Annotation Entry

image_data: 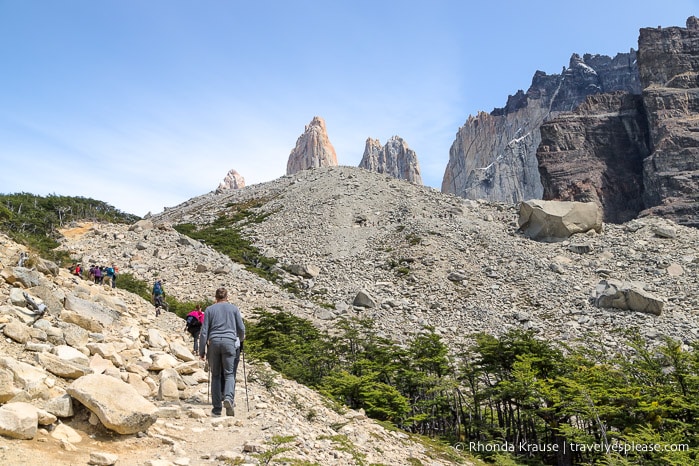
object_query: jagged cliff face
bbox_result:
[216,168,245,193]
[358,136,423,184]
[442,52,640,202]
[286,116,338,176]
[537,92,650,223]
[638,17,699,227]
[537,17,699,227]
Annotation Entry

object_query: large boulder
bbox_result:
[353,290,377,308]
[63,294,120,328]
[67,374,157,434]
[518,200,602,242]
[1,267,42,288]
[590,279,664,315]
[288,263,320,279]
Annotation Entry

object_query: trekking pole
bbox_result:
[242,348,250,412]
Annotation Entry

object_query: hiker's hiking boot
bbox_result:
[224,399,235,417]
[211,409,222,417]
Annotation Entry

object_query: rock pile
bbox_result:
[87,166,698,355]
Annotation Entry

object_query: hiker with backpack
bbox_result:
[184,304,205,353]
[105,264,117,288]
[152,279,168,316]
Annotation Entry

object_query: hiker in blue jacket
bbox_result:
[152,279,168,315]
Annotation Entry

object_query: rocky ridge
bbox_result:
[538,17,699,228]
[638,17,699,227]
[80,166,699,355]
[358,136,423,184]
[0,228,466,465]
[286,116,338,176]
[442,52,640,203]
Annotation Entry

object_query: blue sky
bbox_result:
[0,1,696,217]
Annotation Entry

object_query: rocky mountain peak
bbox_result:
[285,116,338,176]
[442,51,640,203]
[538,16,699,227]
[216,168,245,193]
[358,135,423,184]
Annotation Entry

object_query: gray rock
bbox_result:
[3,267,42,288]
[45,394,75,418]
[63,294,120,328]
[653,225,677,238]
[0,402,38,439]
[288,263,320,278]
[35,351,92,379]
[591,279,664,315]
[353,290,377,308]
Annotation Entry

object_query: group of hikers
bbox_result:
[70,263,119,288]
[153,280,246,417]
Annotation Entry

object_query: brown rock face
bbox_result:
[358,136,423,184]
[637,17,699,227]
[537,92,650,223]
[286,116,338,176]
[216,169,245,193]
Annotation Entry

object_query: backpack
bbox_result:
[153,282,163,295]
[186,314,201,333]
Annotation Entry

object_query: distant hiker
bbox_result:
[199,287,245,417]
[17,251,28,267]
[73,263,82,278]
[152,279,167,316]
[93,266,102,284]
[105,264,117,288]
[184,305,205,353]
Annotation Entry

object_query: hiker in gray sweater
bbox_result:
[199,287,245,417]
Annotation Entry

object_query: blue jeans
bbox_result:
[207,338,240,412]
[190,329,201,353]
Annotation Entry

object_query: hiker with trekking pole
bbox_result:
[199,287,245,417]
